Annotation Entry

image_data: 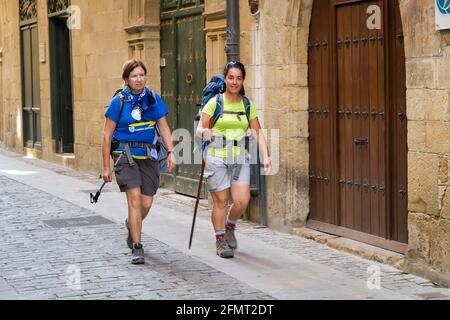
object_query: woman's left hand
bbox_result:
[166,152,176,173]
[263,156,272,175]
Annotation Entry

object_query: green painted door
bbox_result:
[20,23,42,149]
[49,17,74,153]
[160,1,206,198]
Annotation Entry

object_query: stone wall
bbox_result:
[69,0,129,173]
[400,0,450,286]
[204,0,226,79]
[240,0,312,231]
[0,1,3,145]
[0,1,22,151]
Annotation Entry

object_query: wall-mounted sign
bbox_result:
[39,43,46,63]
[436,0,450,30]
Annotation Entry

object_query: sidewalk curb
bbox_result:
[291,227,405,270]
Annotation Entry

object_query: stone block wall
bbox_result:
[0,1,22,151]
[0,2,3,145]
[239,0,312,231]
[400,0,450,286]
[69,0,129,173]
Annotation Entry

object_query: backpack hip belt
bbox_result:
[208,135,250,151]
[118,142,158,166]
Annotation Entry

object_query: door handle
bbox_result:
[354,137,368,146]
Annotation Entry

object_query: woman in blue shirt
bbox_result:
[102,59,175,265]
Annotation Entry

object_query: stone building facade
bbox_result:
[0,0,449,285]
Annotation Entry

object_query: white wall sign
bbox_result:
[39,43,46,63]
[436,0,450,30]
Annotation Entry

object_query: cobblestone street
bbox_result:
[0,150,450,300]
[0,174,271,300]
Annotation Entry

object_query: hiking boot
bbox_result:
[216,237,234,259]
[125,219,133,249]
[225,225,237,250]
[131,243,145,264]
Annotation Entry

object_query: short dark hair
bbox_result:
[223,61,246,79]
[122,58,147,81]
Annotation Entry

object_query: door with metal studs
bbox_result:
[308,0,407,252]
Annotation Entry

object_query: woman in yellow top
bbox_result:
[196,61,271,258]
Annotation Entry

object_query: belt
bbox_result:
[118,142,157,166]
[208,136,250,150]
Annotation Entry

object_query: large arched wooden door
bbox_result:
[307,0,407,253]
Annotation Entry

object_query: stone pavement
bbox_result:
[0,149,449,300]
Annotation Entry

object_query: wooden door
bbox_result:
[308,0,408,252]
[160,0,206,197]
[388,0,408,244]
[49,16,74,153]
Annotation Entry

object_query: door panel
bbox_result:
[49,17,74,153]
[308,0,333,224]
[21,24,41,149]
[161,19,176,131]
[160,3,206,197]
[174,14,206,196]
[308,0,408,248]
[389,0,408,243]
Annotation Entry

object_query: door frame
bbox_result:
[307,0,407,253]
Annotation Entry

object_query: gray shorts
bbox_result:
[204,155,250,193]
[113,154,160,196]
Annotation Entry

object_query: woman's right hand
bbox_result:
[201,128,213,142]
[102,168,112,182]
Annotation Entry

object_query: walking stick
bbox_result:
[90,181,107,204]
[189,141,208,249]
[90,153,123,204]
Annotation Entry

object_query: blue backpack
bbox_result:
[194,74,251,152]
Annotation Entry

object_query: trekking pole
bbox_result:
[90,181,107,204]
[189,140,208,249]
[90,153,123,204]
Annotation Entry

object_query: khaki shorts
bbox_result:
[113,154,160,196]
[204,155,250,193]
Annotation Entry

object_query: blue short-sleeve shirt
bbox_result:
[105,86,169,159]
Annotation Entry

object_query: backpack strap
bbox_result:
[116,93,125,125]
[210,93,224,128]
[148,90,161,137]
[147,89,157,106]
[242,96,251,123]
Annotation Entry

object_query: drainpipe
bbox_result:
[226,0,267,227]
[226,0,240,62]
